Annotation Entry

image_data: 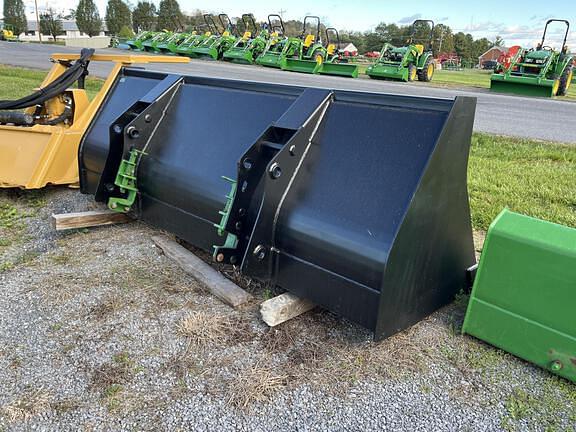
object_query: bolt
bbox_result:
[238,208,246,216]
[551,360,563,371]
[144,114,152,123]
[289,145,296,156]
[216,253,224,263]
[241,181,248,193]
[113,124,123,134]
[235,221,242,231]
[110,202,117,209]
[253,245,266,260]
[269,162,282,179]
[126,126,140,139]
[243,158,253,170]
[230,256,237,265]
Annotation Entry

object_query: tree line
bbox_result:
[3,0,504,61]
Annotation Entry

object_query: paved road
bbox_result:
[1,41,575,143]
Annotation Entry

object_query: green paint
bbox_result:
[108,148,146,213]
[463,209,576,383]
[212,176,238,259]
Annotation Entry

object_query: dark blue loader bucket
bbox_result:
[79,68,477,340]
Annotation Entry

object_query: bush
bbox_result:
[118,25,134,38]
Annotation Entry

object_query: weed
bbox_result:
[1,388,51,421]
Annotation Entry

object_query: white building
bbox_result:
[18,20,107,41]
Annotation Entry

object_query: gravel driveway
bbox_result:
[0,187,574,431]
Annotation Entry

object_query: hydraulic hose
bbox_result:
[0,48,94,111]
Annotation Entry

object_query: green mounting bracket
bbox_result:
[108,148,147,213]
[212,176,239,260]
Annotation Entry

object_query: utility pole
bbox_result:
[278,9,286,19]
[34,0,42,43]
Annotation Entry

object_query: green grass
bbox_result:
[469,134,576,231]
[432,68,576,99]
[433,69,492,88]
[0,64,103,100]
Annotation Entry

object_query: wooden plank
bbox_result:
[152,235,252,308]
[260,293,315,327]
[52,210,132,231]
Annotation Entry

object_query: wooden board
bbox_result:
[152,236,252,308]
[260,293,315,327]
[52,210,132,231]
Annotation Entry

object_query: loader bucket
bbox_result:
[490,74,557,97]
[222,49,253,64]
[256,52,283,68]
[78,68,477,340]
[282,58,322,74]
[318,62,359,78]
[366,64,409,81]
[463,209,576,383]
[191,47,219,60]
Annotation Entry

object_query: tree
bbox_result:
[106,0,131,35]
[76,0,102,37]
[492,35,505,47]
[118,25,134,38]
[3,0,27,36]
[156,0,183,32]
[132,1,157,32]
[40,8,64,41]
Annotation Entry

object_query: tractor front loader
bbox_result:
[316,28,359,78]
[366,19,436,82]
[223,14,268,64]
[490,19,573,97]
[191,14,238,60]
[282,16,328,74]
[125,31,155,51]
[0,51,189,189]
[255,14,288,68]
[175,21,214,57]
[157,32,190,55]
[75,61,478,341]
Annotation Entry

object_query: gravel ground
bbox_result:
[0,187,575,431]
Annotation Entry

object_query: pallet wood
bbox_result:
[260,293,315,327]
[152,235,252,308]
[52,210,132,231]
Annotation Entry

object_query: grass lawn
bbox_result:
[0,64,103,100]
[1,64,574,232]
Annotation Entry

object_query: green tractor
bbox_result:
[222,13,268,64]
[157,32,190,55]
[317,28,360,78]
[191,14,238,60]
[366,19,436,82]
[175,18,216,57]
[142,31,174,53]
[0,23,18,41]
[255,14,289,68]
[281,16,328,74]
[125,31,155,51]
[490,19,573,97]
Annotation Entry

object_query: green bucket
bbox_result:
[282,58,321,74]
[318,62,359,78]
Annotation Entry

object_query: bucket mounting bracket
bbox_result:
[96,74,184,212]
[213,88,334,279]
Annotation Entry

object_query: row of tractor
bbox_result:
[121,15,575,98]
[122,14,436,82]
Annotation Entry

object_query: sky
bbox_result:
[15,0,576,49]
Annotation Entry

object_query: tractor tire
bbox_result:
[407,64,417,82]
[557,65,573,96]
[417,58,435,82]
